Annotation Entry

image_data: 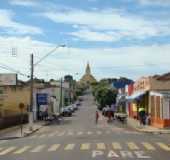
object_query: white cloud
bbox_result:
[0,9,43,35]
[0,36,170,80]
[9,0,38,7]
[42,8,170,42]
[69,29,121,42]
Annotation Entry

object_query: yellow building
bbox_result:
[0,83,30,118]
[79,62,97,85]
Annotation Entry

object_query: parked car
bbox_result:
[61,107,72,117]
[66,105,75,113]
[76,101,81,107]
[72,104,78,111]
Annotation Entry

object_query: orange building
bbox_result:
[128,73,170,128]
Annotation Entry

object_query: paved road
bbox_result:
[1,92,170,160]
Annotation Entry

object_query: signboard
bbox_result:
[37,93,48,105]
[0,73,17,86]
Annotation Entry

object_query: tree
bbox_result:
[92,81,117,110]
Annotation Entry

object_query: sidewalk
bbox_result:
[0,121,47,140]
[127,117,170,134]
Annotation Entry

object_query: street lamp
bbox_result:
[29,44,66,131]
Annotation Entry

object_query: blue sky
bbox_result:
[0,0,170,81]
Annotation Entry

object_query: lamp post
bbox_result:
[29,45,66,130]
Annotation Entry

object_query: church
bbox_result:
[79,62,97,85]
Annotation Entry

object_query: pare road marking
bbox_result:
[92,150,151,159]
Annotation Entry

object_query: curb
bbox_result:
[0,123,48,140]
[128,124,170,134]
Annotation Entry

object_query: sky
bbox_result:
[0,0,170,81]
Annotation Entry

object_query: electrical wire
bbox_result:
[0,63,30,78]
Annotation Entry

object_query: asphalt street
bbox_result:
[0,92,170,160]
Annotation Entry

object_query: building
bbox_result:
[127,74,170,128]
[0,80,30,129]
[0,81,30,118]
[79,62,97,85]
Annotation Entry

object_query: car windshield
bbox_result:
[0,1,170,160]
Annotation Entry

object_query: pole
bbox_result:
[29,54,34,130]
[59,78,63,114]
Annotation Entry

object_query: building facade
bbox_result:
[128,75,170,128]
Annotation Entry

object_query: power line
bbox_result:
[0,63,30,78]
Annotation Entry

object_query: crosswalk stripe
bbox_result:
[77,131,83,135]
[80,143,90,150]
[112,142,122,150]
[127,142,139,150]
[48,144,60,151]
[13,146,31,154]
[142,142,155,150]
[96,143,106,150]
[156,142,170,151]
[0,147,16,155]
[30,145,46,152]
[64,144,75,150]
[87,131,93,135]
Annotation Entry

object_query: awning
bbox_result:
[126,91,146,101]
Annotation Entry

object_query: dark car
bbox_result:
[61,107,72,117]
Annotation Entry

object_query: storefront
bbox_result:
[127,76,170,128]
[127,90,149,120]
[150,91,170,128]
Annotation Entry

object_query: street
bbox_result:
[0,92,170,160]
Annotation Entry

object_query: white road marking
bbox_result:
[80,143,91,150]
[48,144,60,151]
[13,146,31,154]
[0,147,16,155]
[30,145,46,153]
[64,144,75,150]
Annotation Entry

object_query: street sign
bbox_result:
[37,93,48,105]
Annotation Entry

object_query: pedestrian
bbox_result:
[138,106,146,125]
[107,110,112,123]
[95,111,99,124]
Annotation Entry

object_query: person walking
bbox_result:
[139,106,146,125]
[95,111,99,124]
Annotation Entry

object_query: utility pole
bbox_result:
[59,78,63,114]
[29,54,34,130]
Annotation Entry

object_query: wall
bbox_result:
[0,85,30,117]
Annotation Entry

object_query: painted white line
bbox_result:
[0,147,16,155]
[127,142,139,150]
[80,143,90,150]
[48,144,60,151]
[156,142,170,151]
[142,142,155,150]
[112,142,122,150]
[64,144,75,150]
[96,143,106,150]
[13,146,31,154]
[77,131,83,135]
[30,145,46,153]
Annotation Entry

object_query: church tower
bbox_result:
[85,62,91,75]
[79,62,97,85]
